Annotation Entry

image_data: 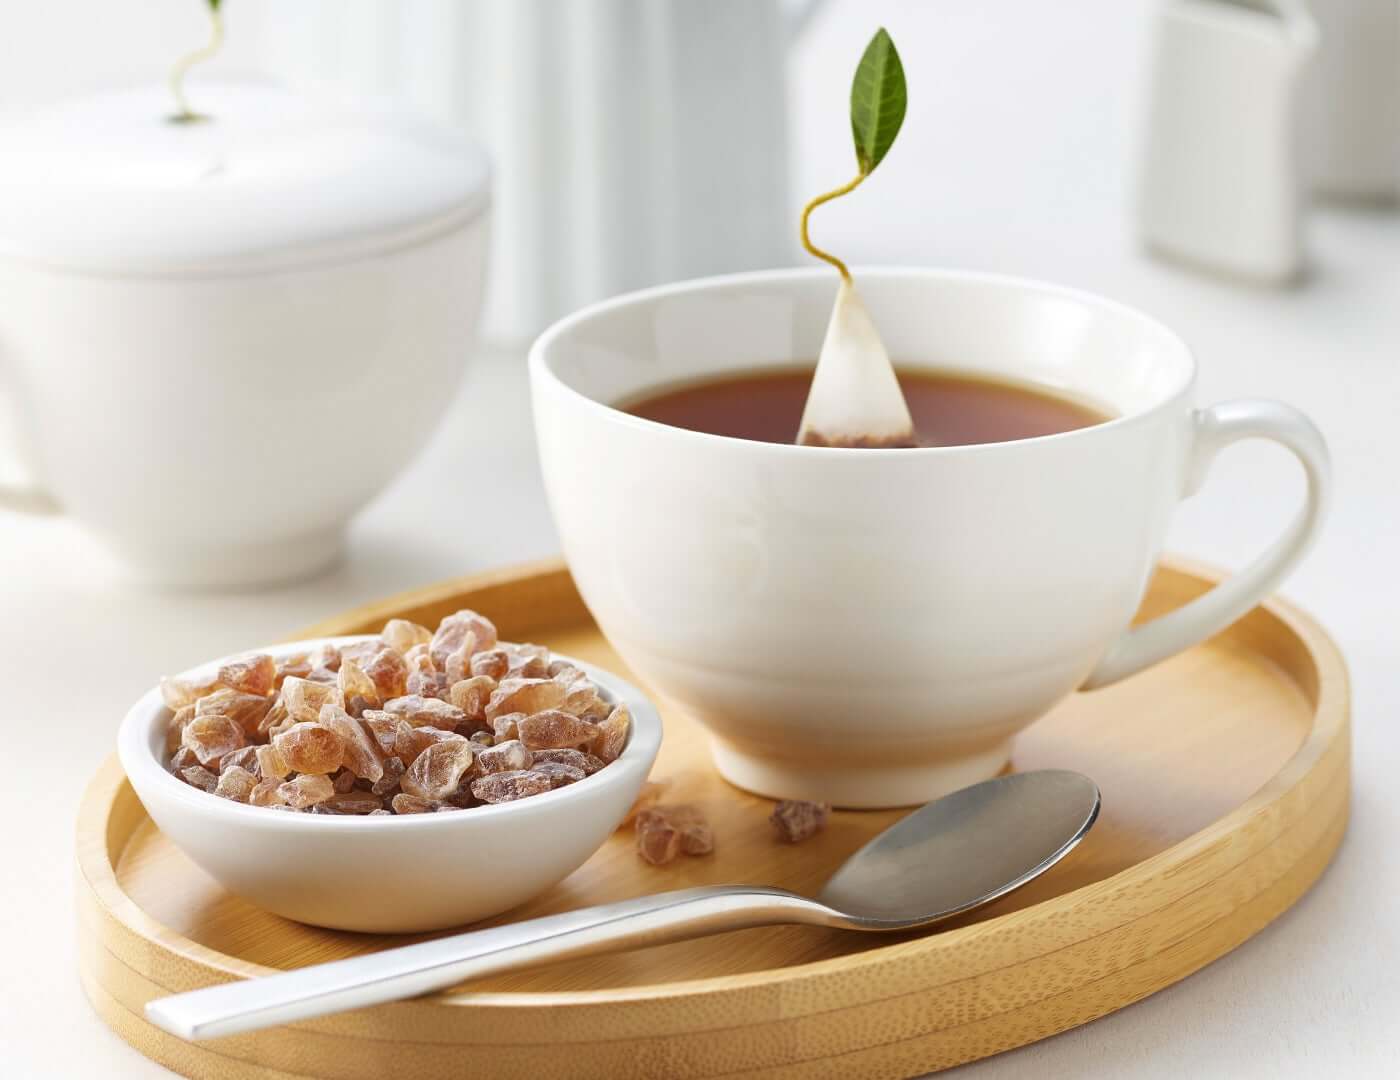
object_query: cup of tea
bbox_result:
[529,268,1330,808]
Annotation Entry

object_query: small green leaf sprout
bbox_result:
[800,28,908,282]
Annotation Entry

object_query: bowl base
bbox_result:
[708,737,1012,810]
[113,527,344,589]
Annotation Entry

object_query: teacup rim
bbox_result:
[529,265,1198,456]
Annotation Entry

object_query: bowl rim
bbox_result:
[117,635,662,833]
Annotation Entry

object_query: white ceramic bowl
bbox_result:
[117,637,662,933]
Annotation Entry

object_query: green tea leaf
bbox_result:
[849,28,906,176]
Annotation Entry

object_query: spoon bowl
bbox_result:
[818,769,1100,926]
[147,769,1100,1041]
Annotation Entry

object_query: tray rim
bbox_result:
[76,555,1351,1024]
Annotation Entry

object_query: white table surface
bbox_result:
[2,1,1398,1077]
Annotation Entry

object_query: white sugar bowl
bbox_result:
[0,83,490,586]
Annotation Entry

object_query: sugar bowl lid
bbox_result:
[0,82,491,276]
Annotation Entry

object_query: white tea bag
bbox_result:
[797,278,916,447]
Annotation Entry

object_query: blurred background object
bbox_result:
[1137,0,1318,283]
[1301,0,1400,204]
[257,0,825,343]
[0,80,489,586]
[0,0,825,347]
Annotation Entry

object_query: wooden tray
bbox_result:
[77,558,1350,1079]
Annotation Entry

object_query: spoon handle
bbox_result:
[145,885,832,1041]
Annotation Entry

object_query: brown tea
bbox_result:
[622,367,1109,447]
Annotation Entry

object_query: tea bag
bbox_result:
[794,28,916,448]
[797,278,916,448]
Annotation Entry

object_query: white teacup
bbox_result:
[530,268,1329,808]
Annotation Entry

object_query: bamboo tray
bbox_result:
[77,557,1350,1079]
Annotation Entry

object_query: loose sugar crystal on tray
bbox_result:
[625,792,828,866]
[770,800,831,843]
[634,803,714,866]
[161,610,630,815]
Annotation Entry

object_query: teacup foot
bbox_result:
[710,738,1012,810]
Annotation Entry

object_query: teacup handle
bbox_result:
[1083,399,1329,689]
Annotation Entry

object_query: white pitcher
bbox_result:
[1301,0,1400,203]
[1138,0,1318,283]
[254,0,825,343]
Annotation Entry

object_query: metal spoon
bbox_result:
[146,769,1099,1041]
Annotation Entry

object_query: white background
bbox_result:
[1,1,1397,1077]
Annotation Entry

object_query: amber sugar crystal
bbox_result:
[634,803,714,865]
[770,800,831,843]
[162,609,628,814]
